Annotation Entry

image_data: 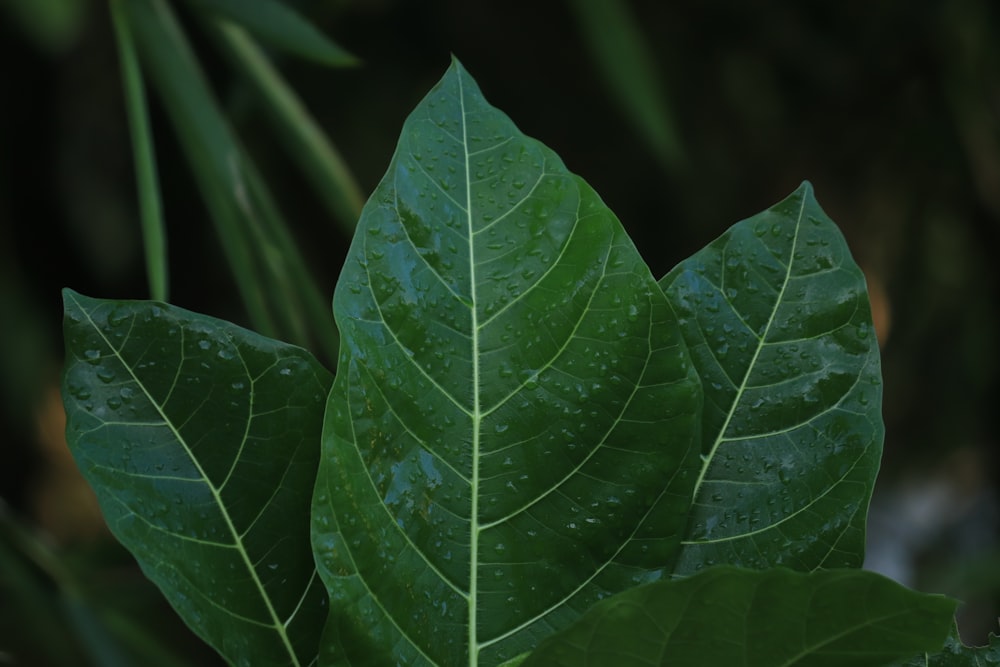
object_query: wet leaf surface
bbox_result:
[660,184,884,574]
[61,61,962,667]
[311,59,702,665]
[62,290,332,667]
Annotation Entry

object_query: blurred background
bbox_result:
[1,0,998,663]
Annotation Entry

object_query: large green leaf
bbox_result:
[62,289,333,667]
[311,58,703,666]
[520,567,958,667]
[659,184,884,573]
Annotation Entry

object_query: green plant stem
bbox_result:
[211,20,365,233]
[110,0,169,302]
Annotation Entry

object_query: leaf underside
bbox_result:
[660,184,885,574]
[62,290,332,667]
[311,59,702,666]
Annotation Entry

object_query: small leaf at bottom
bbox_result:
[522,567,957,667]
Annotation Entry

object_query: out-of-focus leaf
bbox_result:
[209,21,364,234]
[123,0,339,363]
[0,0,87,54]
[0,505,85,665]
[110,0,169,302]
[0,501,195,667]
[660,183,884,573]
[312,58,702,666]
[522,567,957,667]
[566,0,684,171]
[181,0,358,67]
[63,596,132,667]
[62,289,333,667]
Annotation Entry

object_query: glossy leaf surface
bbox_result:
[62,290,332,667]
[660,184,884,574]
[522,567,957,667]
[312,59,702,666]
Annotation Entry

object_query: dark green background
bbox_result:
[1,1,997,664]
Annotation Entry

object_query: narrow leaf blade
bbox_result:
[62,289,332,667]
[522,567,958,667]
[566,0,685,170]
[660,183,884,573]
[312,59,702,665]
[182,0,358,67]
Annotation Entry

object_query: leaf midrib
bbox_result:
[457,69,483,667]
[70,293,302,667]
[687,193,807,504]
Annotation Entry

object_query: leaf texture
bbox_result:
[659,184,884,574]
[893,630,1000,666]
[62,290,332,667]
[521,567,957,667]
[311,59,702,666]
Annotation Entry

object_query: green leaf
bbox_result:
[893,628,1000,666]
[62,289,333,667]
[312,58,703,665]
[521,567,958,667]
[181,0,358,67]
[660,183,884,573]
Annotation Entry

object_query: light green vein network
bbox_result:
[68,292,303,666]
[687,193,805,503]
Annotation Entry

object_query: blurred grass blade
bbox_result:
[63,598,132,667]
[110,0,169,302]
[0,502,191,667]
[0,503,84,665]
[232,151,341,361]
[122,0,338,360]
[124,0,272,335]
[181,0,358,66]
[567,0,685,171]
[211,20,364,234]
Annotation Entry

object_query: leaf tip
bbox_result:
[448,53,468,76]
[62,287,83,312]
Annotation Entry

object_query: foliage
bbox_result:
[60,58,996,666]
